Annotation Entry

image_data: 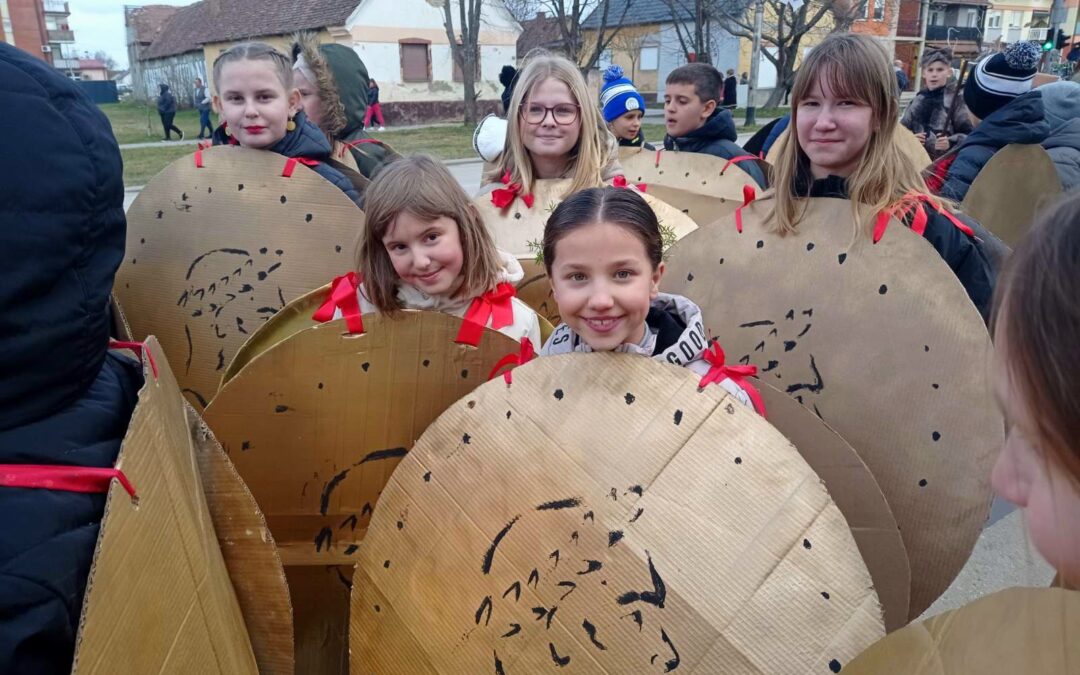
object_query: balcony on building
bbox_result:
[926,25,983,40]
[43,0,70,15]
[922,0,988,55]
[52,57,80,70]
[47,28,76,43]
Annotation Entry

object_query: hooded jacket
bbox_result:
[664,108,768,188]
[540,293,754,409]
[212,109,364,207]
[900,81,973,159]
[618,128,655,151]
[935,90,1080,201]
[0,42,143,673]
[156,83,176,114]
[349,250,543,351]
[804,173,996,320]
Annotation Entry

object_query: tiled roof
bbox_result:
[141,2,212,59]
[78,58,108,69]
[581,0,694,29]
[517,12,566,59]
[126,5,181,45]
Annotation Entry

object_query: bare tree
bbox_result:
[664,0,717,64]
[92,49,120,72]
[442,0,485,124]
[539,0,634,69]
[608,29,650,79]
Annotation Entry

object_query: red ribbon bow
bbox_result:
[734,185,757,233]
[699,340,766,417]
[0,465,138,501]
[491,171,535,210]
[312,272,365,334]
[282,157,321,178]
[613,175,647,192]
[109,339,158,379]
[873,191,974,244]
[456,282,517,347]
[487,337,536,384]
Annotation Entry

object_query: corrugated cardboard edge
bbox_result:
[619,146,766,200]
[846,587,1080,673]
[186,402,295,675]
[71,336,257,674]
[110,293,133,341]
[756,381,911,632]
[961,143,1062,247]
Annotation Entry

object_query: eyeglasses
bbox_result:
[521,102,580,125]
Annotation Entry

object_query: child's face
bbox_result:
[795,76,874,180]
[664,83,715,138]
[610,110,644,142]
[214,60,300,150]
[549,221,663,352]
[294,69,324,129]
[520,77,581,167]
[991,326,1080,584]
[381,212,464,297]
[922,62,950,91]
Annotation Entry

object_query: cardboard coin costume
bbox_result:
[350,354,885,674]
[117,146,364,410]
[663,196,1002,618]
[845,587,1080,673]
[961,143,1061,247]
[474,178,697,325]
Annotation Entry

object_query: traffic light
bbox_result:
[1043,31,1055,51]
[1056,28,1069,50]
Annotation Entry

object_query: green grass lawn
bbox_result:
[121,145,198,185]
[101,101,203,144]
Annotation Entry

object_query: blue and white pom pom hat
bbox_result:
[599,65,647,123]
[963,41,1040,120]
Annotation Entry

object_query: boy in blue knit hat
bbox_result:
[600,65,654,150]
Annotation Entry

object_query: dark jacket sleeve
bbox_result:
[938,143,990,202]
[917,208,997,321]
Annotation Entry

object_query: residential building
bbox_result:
[923,0,990,58]
[983,0,1052,46]
[43,0,77,68]
[125,3,206,103]
[517,10,565,60]
[1,0,70,64]
[77,57,108,80]
[850,0,896,38]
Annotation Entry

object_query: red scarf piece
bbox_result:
[0,465,138,500]
[491,171,535,210]
[312,272,365,334]
[720,155,760,175]
[109,339,158,379]
[873,192,974,244]
[613,175,648,192]
[734,185,757,233]
[699,341,767,417]
[487,337,536,384]
[282,157,321,178]
[926,153,957,194]
[456,282,517,347]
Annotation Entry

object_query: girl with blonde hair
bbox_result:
[482,52,621,199]
[771,33,996,319]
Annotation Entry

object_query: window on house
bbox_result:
[640,46,659,71]
[873,0,885,21]
[929,8,944,25]
[1030,11,1049,27]
[598,49,613,69]
[400,40,431,82]
[988,12,1001,28]
[966,9,978,27]
[1009,10,1022,27]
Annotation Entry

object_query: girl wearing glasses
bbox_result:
[482,53,622,199]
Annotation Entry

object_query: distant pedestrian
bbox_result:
[364,78,385,131]
[740,71,748,84]
[156,83,183,141]
[499,65,517,115]
[194,77,212,139]
[722,68,738,109]
[894,59,909,93]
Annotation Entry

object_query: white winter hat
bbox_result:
[472,114,508,163]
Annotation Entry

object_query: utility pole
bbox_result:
[911,0,931,85]
[745,0,765,127]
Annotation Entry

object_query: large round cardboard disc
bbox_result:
[619,146,769,200]
[756,382,909,632]
[187,403,294,675]
[221,283,555,389]
[961,143,1061,247]
[116,145,363,410]
[476,178,697,325]
[663,196,1001,618]
[349,353,885,673]
[203,311,520,566]
[846,587,1080,673]
[766,125,930,172]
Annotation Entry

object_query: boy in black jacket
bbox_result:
[663,63,767,188]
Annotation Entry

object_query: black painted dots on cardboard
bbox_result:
[719,257,725,264]
[734,456,742,465]
[396,520,404,530]
[241,441,251,451]
[554,389,564,400]
[275,249,283,256]
[756,240,764,249]
[279,195,287,204]
[132,259,137,264]
[140,238,146,244]
[374,604,381,613]
[829,659,842,673]
[274,405,289,413]
[423,471,431,482]
[181,192,188,201]
[624,393,636,405]
[463,433,471,444]
[924,345,931,352]
[260,247,268,254]
[318,382,324,389]
[687,272,694,281]
[345,544,359,555]
[932,431,941,442]
[237,184,244,191]
[305,213,313,222]
[919,478,928,487]
[879,284,888,295]
[361,362,370,372]
[335,245,342,253]
[838,253,847,264]
[207,186,212,193]
[422,359,430,367]
[383,560,391,568]
[821,591,830,600]
[673,410,683,425]
[803,538,812,550]
[806,242,815,251]
[506,410,512,419]
[461,369,469,379]
[932,383,940,389]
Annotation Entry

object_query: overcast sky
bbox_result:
[67,0,192,69]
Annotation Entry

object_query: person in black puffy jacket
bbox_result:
[0,42,144,672]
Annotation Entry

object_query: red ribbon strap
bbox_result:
[312,272,365,334]
[194,147,204,168]
[720,155,760,175]
[487,337,536,384]
[456,282,517,347]
[109,339,158,379]
[699,341,767,417]
[734,185,757,234]
[612,175,648,192]
[0,465,137,500]
[490,171,535,210]
[874,192,973,244]
[338,138,382,158]
[654,148,664,168]
[282,157,321,178]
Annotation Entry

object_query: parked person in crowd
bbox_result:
[499,65,518,115]
[364,78,386,131]
[156,82,183,141]
[894,59,909,93]
[930,41,1080,201]
[0,41,144,674]
[482,52,621,199]
[991,190,1080,588]
[772,33,996,319]
[600,65,653,150]
[663,63,768,187]
[211,42,363,207]
[349,155,542,349]
[194,77,213,139]
[540,187,758,411]
[900,47,972,160]
[290,32,397,178]
[722,68,738,108]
